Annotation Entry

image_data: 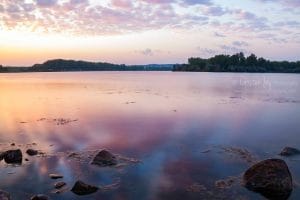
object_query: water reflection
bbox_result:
[0,72,300,199]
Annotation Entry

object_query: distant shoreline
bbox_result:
[1,53,300,73]
[0,59,173,73]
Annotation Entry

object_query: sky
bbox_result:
[0,0,300,66]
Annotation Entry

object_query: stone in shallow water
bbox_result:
[2,149,22,164]
[243,159,293,200]
[54,181,66,189]
[30,194,49,200]
[91,150,117,166]
[0,190,11,200]
[279,147,300,156]
[26,149,38,156]
[71,180,98,195]
[49,173,63,179]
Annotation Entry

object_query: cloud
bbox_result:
[35,0,58,7]
[0,0,298,46]
[183,0,212,5]
[111,0,133,9]
[201,6,227,16]
[257,0,300,8]
[141,0,174,4]
[0,0,211,35]
[219,45,249,54]
[136,48,155,56]
[274,20,300,28]
[214,32,226,37]
[232,41,249,47]
[197,47,218,56]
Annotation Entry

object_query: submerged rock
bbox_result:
[279,147,300,156]
[54,181,66,189]
[91,150,117,166]
[2,149,22,164]
[71,180,98,195]
[26,149,38,156]
[0,190,11,200]
[243,159,292,200]
[49,174,63,179]
[30,194,49,200]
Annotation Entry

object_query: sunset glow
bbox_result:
[0,0,300,66]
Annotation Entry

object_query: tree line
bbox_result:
[173,52,300,73]
[0,59,172,73]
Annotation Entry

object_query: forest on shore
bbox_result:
[173,52,300,73]
[0,59,172,73]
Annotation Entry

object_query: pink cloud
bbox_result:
[111,0,133,9]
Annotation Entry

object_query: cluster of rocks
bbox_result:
[44,150,117,199]
[0,148,41,164]
[3,145,298,199]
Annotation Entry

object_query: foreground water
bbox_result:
[0,72,300,199]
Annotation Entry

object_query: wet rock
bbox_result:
[3,149,22,164]
[54,181,66,189]
[30,194,49,200]
[49,174,63,179]
[0,190,11,200]
[26,149,38,156]
[279,147,300,156]
[91,150,117,166]
[71,180,98,195]
[0,152,4,161]
[243,159,293,200]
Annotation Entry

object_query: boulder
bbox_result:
[30,194,49,200]
[71,180,98,195]
[243,159,292,200]
[279,147,300,156]
[3,149,22,164]
[91,150,117,166]
[0,190,11,200]
[26,149,38,156]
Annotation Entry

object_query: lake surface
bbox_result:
[0,72,300,199]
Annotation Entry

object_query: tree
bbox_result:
[229,53,240,66]
[246,54,257,66]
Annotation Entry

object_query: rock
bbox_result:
[0,152,4,161]
[3,149,22,164]
[30,194,49,200]
[54,181,66,189]
[91,150,117,166]
[279,147,300,156]
[49,174,63,179]
[10,143,15,146]
[243,159,293,200]
[26,149,38,156]
[0,190,11,200]
[71,180,98,195]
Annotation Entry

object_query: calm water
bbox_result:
[0,72,300,199]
